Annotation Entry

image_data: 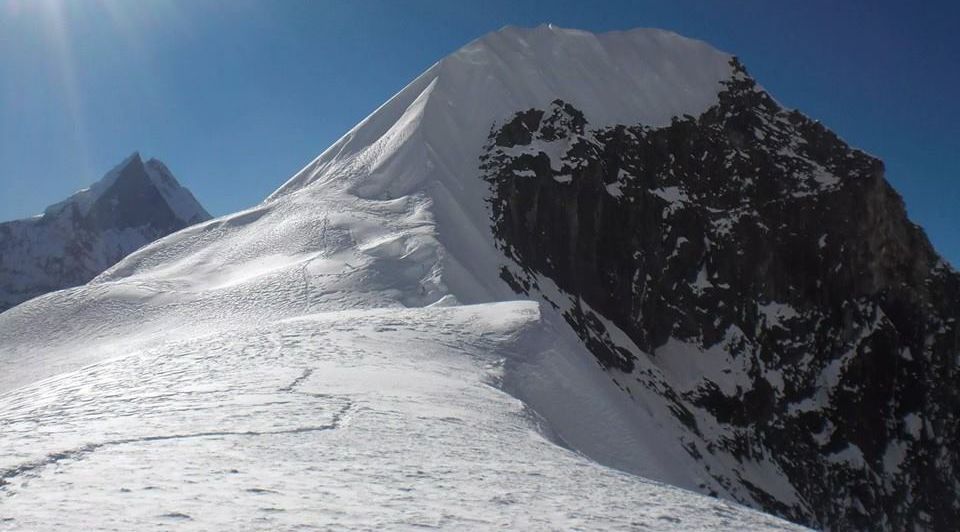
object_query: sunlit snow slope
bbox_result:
[0,26,807,530]
[0,303,802,530]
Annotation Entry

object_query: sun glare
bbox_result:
[2,0,187,184]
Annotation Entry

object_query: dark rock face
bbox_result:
[84,159,182,232]
[0,154,210,313]
[481,59,959,531]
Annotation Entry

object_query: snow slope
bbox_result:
[0,303,803,530]
[0,24,732,388]
[271,24,733,303]
[0,26,806,530]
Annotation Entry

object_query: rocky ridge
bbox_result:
[482,58,959,530]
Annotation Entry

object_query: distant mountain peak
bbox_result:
[0,153,210,313]
[42,152,208,226]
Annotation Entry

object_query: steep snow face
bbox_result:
[0,153,210,313]
[274,25,731,197]
[269,25,733,302]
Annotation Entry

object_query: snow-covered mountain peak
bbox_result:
[261,25,735,304]
[0,153,210,313]
[41,152,208,226]
[44,151,144,218]
[270,25,732,201]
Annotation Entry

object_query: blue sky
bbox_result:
[1,0,957,264]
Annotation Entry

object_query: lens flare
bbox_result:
[3,0,185,183]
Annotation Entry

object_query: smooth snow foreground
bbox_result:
[0,304,802,530]
[0,26,805,530]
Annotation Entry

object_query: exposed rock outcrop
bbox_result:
[482,59,959,531]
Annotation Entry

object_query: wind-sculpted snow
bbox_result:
[0,182,450,391]
[0,304,804,531]
[267,24,733,307]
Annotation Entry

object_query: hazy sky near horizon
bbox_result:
[1,0,958,264]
